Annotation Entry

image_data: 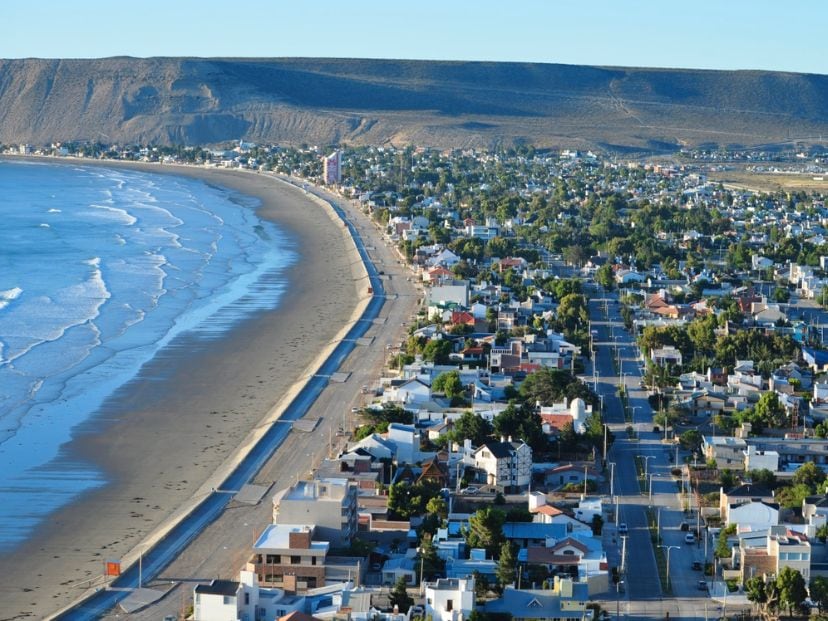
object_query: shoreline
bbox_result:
[0,158,369,619]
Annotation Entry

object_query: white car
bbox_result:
[685,533,696,544]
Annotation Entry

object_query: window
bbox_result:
[291,555,301,564]
[244,592,250,605]
[446,600,453,612]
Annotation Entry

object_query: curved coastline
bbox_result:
[0,158,369,619]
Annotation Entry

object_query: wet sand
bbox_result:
[0,162,367,618]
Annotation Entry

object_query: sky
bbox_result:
[3,1,826,75]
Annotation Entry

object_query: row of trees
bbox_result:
[746,567,828,618]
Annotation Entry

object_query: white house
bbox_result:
[194,571,305,621]
[385,379,431,407]
[386,423,421,464]
[426,282,470,308]
[427,249,461,268]
[727,500,780,532]
[744,445,779,472]
[651,346,683,367]
[424,578,475,621]
[473,439,533,492]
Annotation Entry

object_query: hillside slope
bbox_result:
[0,57,826,151]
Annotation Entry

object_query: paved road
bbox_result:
[588,290,718,620]
[57,184,421,619]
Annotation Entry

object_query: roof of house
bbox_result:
[502,522,567,540]
[540,413,572,431]
[805,494,828,508]
[484,586,588,618]
[194,580,239,597]
[477,440,526,459]
[724,483,773,498]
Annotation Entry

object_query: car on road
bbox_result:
[618,523,628,534]
[461,486,480,495]
[692,561,703,571]
[685,533,696,544]
[698,580,708,591]
[680,521,690,531]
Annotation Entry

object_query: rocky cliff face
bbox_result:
[1,57,826,151]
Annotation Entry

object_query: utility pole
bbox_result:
[603,423,608,464]
[620,535,628,574]
[609,462,616,498]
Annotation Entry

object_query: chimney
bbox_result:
[289,528,312,549]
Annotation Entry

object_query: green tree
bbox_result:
[775,483,814,510]
[519,367,597,409]
[745,576,779,619]
[817,523,828,544]
[749,469,776,488]
[389,576,414,612]
[776,566,807,616]
[792,461,826,489]
[422,339,452,364]
[719,469,737,489]
[810,575,828,613]
[388,481,440,520]
[715,524,736,558]
[433,370,464,399]
[556,293,589,333]
[679,429,702,451]
[417,535,445,581]
[492,403,546,452]
[595,263,614,290]
[426,496,448,521]
[754,391,787,429]
[464,508,506,558]
[495,542,517,591]
[449,410,493,447]
[472,570,491,602]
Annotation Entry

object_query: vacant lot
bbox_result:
[708,170,828,193]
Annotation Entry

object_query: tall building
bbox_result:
[272,478,357,546]
[322,151,341,185]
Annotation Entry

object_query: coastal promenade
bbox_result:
[63,176,418,619]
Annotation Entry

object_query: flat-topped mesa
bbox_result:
[0,57,827,151]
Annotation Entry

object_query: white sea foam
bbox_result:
[0,288,22,311]
[0,161,295,548]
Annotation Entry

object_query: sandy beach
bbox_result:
[0,163,367,618]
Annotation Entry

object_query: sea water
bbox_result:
[0,161,295,548]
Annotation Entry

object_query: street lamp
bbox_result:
[660,545,680,590]
[656,506,664,544]
[643,455,655,479]
[648,473,663,506]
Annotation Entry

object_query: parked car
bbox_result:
[680,522,690,532]
[461,486,480,495]
[698,580,708,591]
[691,561,703,571]
[685,533,696,544]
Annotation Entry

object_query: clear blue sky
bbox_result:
[3,0,826,75]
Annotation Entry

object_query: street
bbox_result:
[588,289,721,620]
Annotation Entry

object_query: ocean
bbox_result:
[0,160,295,548]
